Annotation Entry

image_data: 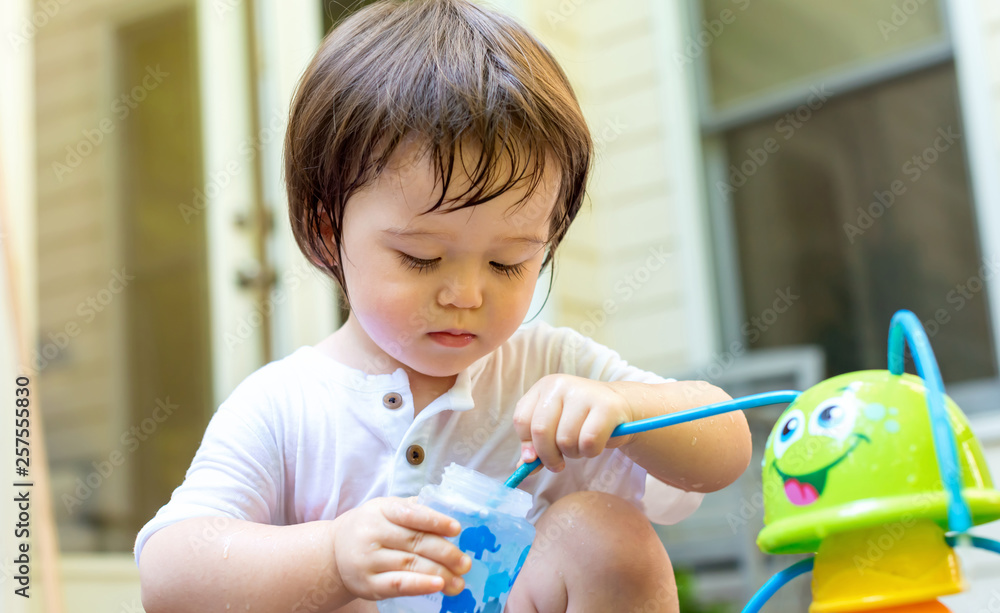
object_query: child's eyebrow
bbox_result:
[383,227,547,245]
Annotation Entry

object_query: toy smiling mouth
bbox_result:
[773,434,870,506]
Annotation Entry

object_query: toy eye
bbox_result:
[772,409,805,459]
[818,405,843,427]
[809,399,858,441]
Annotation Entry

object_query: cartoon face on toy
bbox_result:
[768,389,866,507]
[758,370,995,554]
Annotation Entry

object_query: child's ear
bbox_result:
[312,201,341,269]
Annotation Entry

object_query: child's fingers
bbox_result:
[554,400,590,459]
[578,407,616,457]
[372,570,460,598]
[381,498,462,537]
[512,387,540,443]
[372,544,469,594]
[527,392,565,471]
[380,526,472,578]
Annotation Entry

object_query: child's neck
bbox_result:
[315,317,458,417]
[408,376,458,415]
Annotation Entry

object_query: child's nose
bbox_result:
[438,274,483,309]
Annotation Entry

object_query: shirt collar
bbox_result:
[296,345,494,417]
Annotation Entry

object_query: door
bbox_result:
[117,6,213,540]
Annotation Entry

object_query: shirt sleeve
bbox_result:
[133,379,283,566]
[555,324,706,525]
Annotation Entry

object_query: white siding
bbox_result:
[34,0,127,553]
[524,0,714,377]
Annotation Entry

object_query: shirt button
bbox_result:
[383,392,404,410]
[406,444,425,465]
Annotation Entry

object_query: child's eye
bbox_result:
[398,253,525,280]
[398,253,440,273]
[490,262,526,280]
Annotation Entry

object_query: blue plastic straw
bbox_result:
[501,310,993,610]
[888,310,972,533]
[740,557,814,613]
[502,310,992,608]
[505,391,801,488]
[946,534,1000,555]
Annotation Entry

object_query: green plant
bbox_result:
[674,568,732,613]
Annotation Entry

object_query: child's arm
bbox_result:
[514,376,751,493]
[610,380,751,492]
[139,498,472,613]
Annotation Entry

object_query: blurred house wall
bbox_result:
[525,0,718,378]
[33,0,208,553]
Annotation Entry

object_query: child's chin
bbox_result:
[409,352,482,377]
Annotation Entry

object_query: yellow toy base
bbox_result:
[855,602,951,612]
[809,521,965,613]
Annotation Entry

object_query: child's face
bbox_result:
[337,141,559,379]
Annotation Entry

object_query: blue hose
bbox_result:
[737,537,1000,612]
[946,534,1000,555]
[740,557,814,613]
[505,391,801,488]
[888,310,973,533]
[501,310,992,609]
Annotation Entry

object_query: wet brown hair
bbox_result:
[284,0,592,293]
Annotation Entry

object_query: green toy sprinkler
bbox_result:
[506,310,1000,612]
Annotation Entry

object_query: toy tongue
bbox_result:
[784,478,819,506]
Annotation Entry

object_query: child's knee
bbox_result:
[514,492,678,612]
[533,491,672,578]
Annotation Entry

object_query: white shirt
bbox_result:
[133,321,704,565]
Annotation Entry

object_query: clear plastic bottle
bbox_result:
[377,463,535,613]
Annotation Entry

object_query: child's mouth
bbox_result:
[428,331,477,348]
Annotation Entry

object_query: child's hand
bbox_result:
[513,375,634,473]
[332,497,472,602]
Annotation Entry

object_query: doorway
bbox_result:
[117,6,212,543]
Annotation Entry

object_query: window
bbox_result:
[691,1,997,395]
